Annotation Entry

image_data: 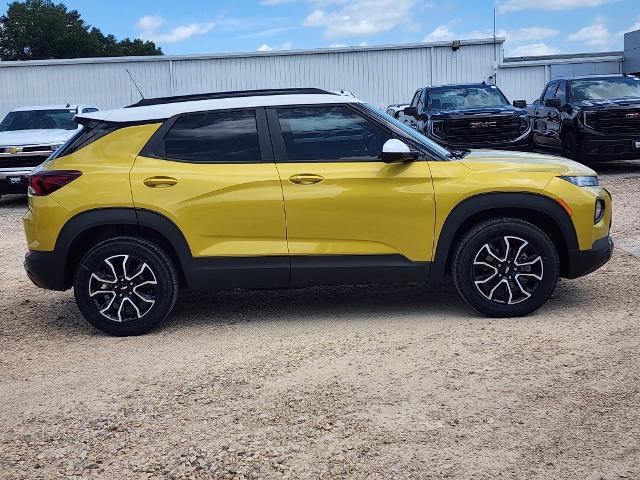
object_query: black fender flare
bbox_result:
[428,192,578,284]
[54,207,194,288]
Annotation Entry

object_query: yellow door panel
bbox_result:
[131,156,287,257]
[276,161,435,262]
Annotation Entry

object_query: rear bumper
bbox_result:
[565,235,613,279]
[24,249,68,291]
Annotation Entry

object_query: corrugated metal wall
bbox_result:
[0,40,501,115]
[497,65,547,103]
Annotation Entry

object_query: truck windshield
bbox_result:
[569,77,640,101]
[0,109,78,132]
[427,86,508,109]
[361,104,452,158]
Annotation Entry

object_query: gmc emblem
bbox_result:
[470,121,497,129]
[626,113,640,119]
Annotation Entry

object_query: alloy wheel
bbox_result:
[472,235,544,305]
[88,254,158,322]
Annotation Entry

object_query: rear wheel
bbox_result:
[452,218,559,318]
[74,236,178,336]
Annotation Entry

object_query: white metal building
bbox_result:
[0,37,626,116]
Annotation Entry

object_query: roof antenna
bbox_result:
[125,68,145,100]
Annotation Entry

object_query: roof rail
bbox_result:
[126,88,333,108]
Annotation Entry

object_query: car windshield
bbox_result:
[569,77,640,101]
[427,86,508,109]
[0,109,78,132]
[361,103,452,158]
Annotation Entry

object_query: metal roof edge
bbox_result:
[0,37,506,68]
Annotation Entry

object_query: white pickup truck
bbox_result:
[0,104,98,197]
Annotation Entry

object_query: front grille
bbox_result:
[0,156,48,169]
[441,115,524,145]
[590,109,640,134]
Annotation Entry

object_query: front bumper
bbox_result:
[0,167,33,194]
[565,235,613,279]
[24,249,68,291]
[577,133,640,160]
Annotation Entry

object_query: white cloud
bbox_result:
[137,15,215,44]
[241,26,299,38]
[498,0,617,12]
[261,0,296,4]
[567,18,615,48]
[257,41,293,51]
[423,23,557,44]
[509,43,561,56]
[303,0,415,38]
[617,16,640,36]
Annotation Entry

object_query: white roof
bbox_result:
[12,104,96,112]
[77,94,361,124]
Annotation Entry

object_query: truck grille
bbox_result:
[0,156,48,169]
[441,115,523,145]
[591,109,640,134]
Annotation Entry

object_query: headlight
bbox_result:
[430,120,444,137]
[582,111,597,129]
[50,143,64,151]
[559,175,599,187]
[519,115,530,132]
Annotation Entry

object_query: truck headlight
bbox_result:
[582,111,597,129]
[559,175,599,187]
[430,120,444,137]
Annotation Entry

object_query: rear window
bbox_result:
[0,109,78,131]
[163,110,261,163]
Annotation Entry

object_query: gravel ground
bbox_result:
[0,168,639,479]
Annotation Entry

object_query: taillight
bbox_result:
[28,170,82,196]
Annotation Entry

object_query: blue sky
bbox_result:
[19,0,640,57]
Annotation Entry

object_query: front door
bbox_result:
[130,108,289,289]
[268,104,435,286]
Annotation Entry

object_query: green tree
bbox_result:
[0,0,162,61]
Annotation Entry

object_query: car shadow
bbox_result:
[0,193,28,208]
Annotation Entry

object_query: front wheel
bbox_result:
[74,236,178,336]
[452,218,559,318]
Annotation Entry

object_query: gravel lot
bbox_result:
[1,165,639,479]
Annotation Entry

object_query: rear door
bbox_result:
[545,80,566,151]
[130,107,289,288]
[268,104,435,287]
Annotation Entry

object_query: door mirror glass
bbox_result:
[403,106,418,117]
[512,100,527,109]
[544,98,562,109]
[380,139,415,163]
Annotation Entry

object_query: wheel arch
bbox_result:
[429,192,578,285]
[55,208,193,289]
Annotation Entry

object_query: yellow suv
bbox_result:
[23,88,613,336]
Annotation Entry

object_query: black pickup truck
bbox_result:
[530,75,640,160]
[403,83,531,150]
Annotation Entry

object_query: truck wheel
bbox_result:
[562,131,579,160]
[452,218,559,318]
[74,236,178,336]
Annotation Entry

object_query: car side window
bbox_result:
[276,105,392,163]
[163,109,262,163]
[555,81,566,105]
[543,82,558,101]
[417,90,426,112]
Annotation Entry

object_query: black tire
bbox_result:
[452,218,559,318]
[74,236,178,336]
[562,131,579,160]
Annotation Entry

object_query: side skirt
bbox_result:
[186,255,431,290]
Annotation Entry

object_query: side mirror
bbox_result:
[544,98,562,109]
[380,139,416,163]
[403,106,418,117]
[512,100,527,109]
